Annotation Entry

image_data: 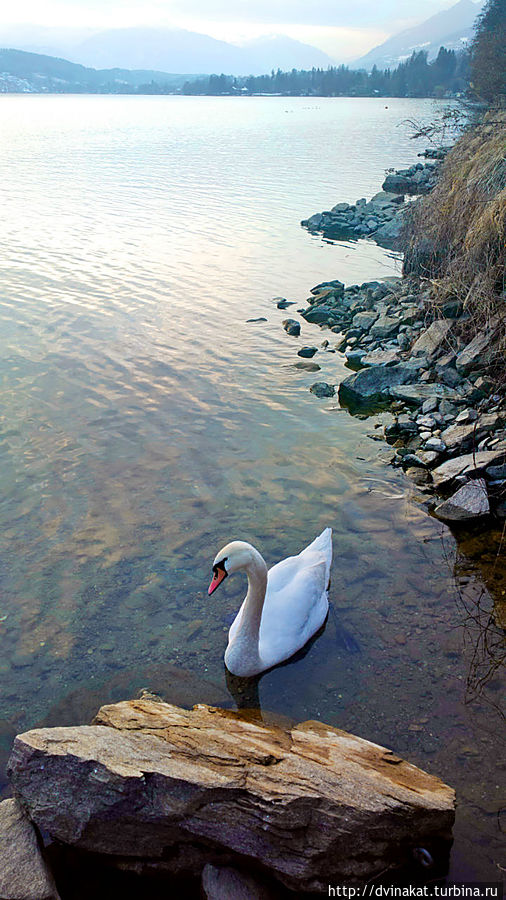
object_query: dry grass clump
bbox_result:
[404,109,506,359]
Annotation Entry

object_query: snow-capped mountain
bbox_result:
[354,0,483,70]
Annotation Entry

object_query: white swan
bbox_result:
[208,528,332,677]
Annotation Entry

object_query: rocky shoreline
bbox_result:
[301,151,447,249]
[287,153,505,525]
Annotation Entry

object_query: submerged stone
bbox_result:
[291,361,321,372]
[282,319,301,336]
[297,346,318,358]
[310,382,335,398]
[275,298,295,309]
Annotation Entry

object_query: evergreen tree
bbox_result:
[180,46,471,99]
[471,0,506,102]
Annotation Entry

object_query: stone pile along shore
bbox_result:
[281,274,505,523]
[301,153,443,249]
[1,698,455,898]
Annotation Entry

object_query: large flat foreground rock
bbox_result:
[7,700,455,891]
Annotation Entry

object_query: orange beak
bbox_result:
[208,567,227,595]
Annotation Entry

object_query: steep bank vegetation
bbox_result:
[403,0,505,379]
[404,109,505,350]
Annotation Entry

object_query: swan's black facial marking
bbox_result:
[208,557,228,595]
[214,558,228,576]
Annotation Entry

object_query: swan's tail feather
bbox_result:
[300,527,332,585]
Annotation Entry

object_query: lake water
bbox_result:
[0,96,504,885]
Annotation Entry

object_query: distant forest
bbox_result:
[178,49,470,99]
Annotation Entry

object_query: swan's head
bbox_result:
[208,540,256,595]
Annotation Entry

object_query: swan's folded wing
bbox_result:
[266,553,304,592]
[268,547,329,591]
[260,558,329,663]
[268,529,332,594]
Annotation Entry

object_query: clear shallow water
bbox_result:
[0,96,504,882]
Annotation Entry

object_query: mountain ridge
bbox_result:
[0,26,335,76]
[354,0,483,70]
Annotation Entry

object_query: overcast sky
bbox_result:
[0,0,469,59]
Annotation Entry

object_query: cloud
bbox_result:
[0,0,458,49]
[163,0,451,28]
[24,0,449,29]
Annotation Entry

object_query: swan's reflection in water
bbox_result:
[225,668,262,712]
[224,614,337,713]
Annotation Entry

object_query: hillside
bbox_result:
[0,49,193,93]
[355,0,483,70]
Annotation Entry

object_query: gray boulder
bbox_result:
[301,305,336,325]
[369,191,403,208]
[434,479,490,521]
[441,414,503,453]
[310,382,335,398]
[382,174,412,193]
[389,385,465,407]
[455,324,501,374]
[345,349,367,366]
[352,310,378,331]
[401,454,428,469]
[424,438,446,454]
[339,364,416,409]
[275,298,294,309]
[301,213,323,229]
[432,449,506,487]
[282,319,300,337]
[292,361,321,372]
[0,798,60,900]
[370,314,400,339]
[411,321,452,360]
[361,349,401,367]
[416,450,441,466]
[310,279,345,297]
[372,214,406,248]
[399,305,420,326]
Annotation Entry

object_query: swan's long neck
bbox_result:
[238,548,268,639]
